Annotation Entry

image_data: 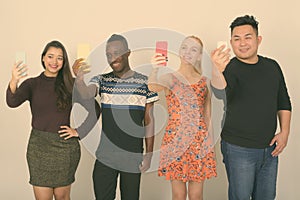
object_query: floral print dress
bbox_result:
[158,74,217,182]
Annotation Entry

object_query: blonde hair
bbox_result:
[187,35,203,49]
[185,35,203,74]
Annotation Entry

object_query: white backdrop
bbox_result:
[1,0,299,199]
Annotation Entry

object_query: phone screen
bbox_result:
[77,43,90,63]
[217,41,228,50]
[15,51,26,66]
[156,41,168,66]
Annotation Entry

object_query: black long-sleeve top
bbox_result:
[213,56,291,148]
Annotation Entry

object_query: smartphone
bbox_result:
[217,41,228,50]
[15,51,26,67]
[77,43,91,72]
[77,43,90,62]
[155,41,168,66]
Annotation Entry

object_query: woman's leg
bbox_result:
[33,186,53,200]
[171,180,187,200]
[188,181,204,200]
[53,185,71,200]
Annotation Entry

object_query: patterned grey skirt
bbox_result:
[26,129,80,187]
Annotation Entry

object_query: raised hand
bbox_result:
[211,45,231,73]
[151,53,168,68]
[210,45,231,89]
[12,61,28,82]
[72,58,90,81]
[9,61,28,93]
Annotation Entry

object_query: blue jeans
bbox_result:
[221,140,278,200]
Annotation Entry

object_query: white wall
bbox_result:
[1,0,299,199]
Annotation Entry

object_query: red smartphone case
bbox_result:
[156,41,168,66]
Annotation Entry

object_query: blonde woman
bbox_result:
[149,36,217,200]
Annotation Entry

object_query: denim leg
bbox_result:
[221,140,258,200]
[253,145,278,200]
[221,140,278,200]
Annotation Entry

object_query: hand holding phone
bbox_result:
[155,41,168,66]
[15,51,26,66]
[217,41,228,52]
[77,43,90,61]
[212,41,231,73]
[76,43,91,73]
[15,52,27,77]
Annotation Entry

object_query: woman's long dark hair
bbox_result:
[41,40,74,111]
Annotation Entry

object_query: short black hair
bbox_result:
[230,15,259,35]
[107,34,129,50]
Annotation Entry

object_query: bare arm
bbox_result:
[58,98,101,140]
[204,85,212,129]
[74,80,98,99]
[148,68,165,92]
[72,58,97,99]
[139,102,155,173]
[148,53,171,93]
[270,110,291,157]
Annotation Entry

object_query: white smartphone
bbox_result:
[15,51,26,67]
[217,41,228,49]
[15,51,27,76]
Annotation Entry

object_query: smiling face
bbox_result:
[42,47,64,77]
[230,24,262,64]
[106,40,130,75]
[179,37,203,66]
